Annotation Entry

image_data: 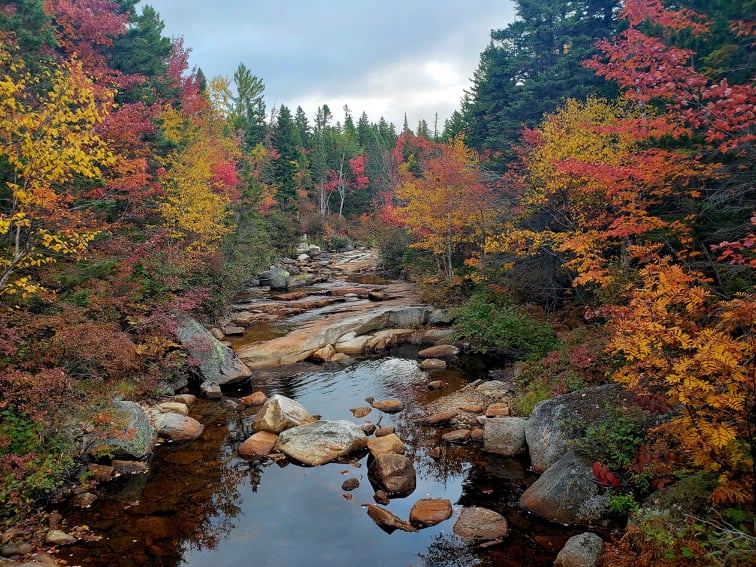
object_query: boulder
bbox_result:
[240,391,268,406]
[418,344,459,358]
[258,267,291,290]
[483,417,527,456]
[519,451,610,525]
[367,433,406,457]
[410,499,453,528]
[342,477,360,491]
[371,399,404,413]
[334,332,370,355]
[368,454,416,497]
[171,394,197,406]
[252,394,317,433]
[310,344,336,362]
[238,431,278,459]
[525,384,648,472]
[175,315,252,386]
[453,506,509,543]
[86,400,157,460]
[485,402,510,417]
[276,420,368,466]
[374,426,395,437]
[45,530,77,546]
[555,532,605,567]
[365,504,418,533]
[200,382,223,399]
[152,412,204,442]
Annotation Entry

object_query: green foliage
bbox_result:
[512,381,552,416]
[573,403,645,471]
[453,291,559,358]
[609,494,639,515]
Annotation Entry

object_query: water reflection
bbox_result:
[62,355,579,567]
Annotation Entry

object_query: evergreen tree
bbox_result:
[232,63,266,148]
[416,119,430,138]
[270,104,303,208]
[294,106,310,149]
[0,0,57,74]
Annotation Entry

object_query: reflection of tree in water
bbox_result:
[416,532,482,567]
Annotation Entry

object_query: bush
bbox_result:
[452,292,559,358]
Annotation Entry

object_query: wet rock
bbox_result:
[154,401,189,416]
[153,412,204,442]
[471,428,484,442]
[1,541,33,556]
[453,506,509,543]
[252,394,317,433]
[373,490,390,505]
[350,406,372,418]
[335,332,370,355]
[341,477,360,491]
[409,498,453,528]
[485,402,510,417]
[112,460,149,475]
[526,384,649,472]
[86,400,156,460]
[175,315,252,386]
[87,463,117,481]
[371,399,404,413]
[427,447,441,459]
[311,344,336,362]
[45,530,77,545]
[238,431,278,459]
[171,394,197,406]
[276,420,368,466]
[374,426,395,437]
[223,325,245,335]
[360,422,377,435]
[200,381,222,399]
[367,433,406,457]
[71,492,97,508]
[418,344,459,358]
[420,359,447,371]
[555,532,604,567]
[427,379,446,389]
[458,404,484,413]
[420,327,456,344]
[442,429,470,444]
[483,417,527,456]
[413,411,457,425]
[259,267,291,290]
[368,454,416,497]
[520,451,609,525]
[364,504,418,533]
[240,391,268,406]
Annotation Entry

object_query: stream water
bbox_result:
[60,348,582,567]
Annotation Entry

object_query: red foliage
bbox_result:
[593,461,621,487]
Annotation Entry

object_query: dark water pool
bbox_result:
[61,355,581,567]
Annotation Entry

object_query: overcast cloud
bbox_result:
[143,1,516,129]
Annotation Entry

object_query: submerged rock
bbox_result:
[252,394,317,433]
[238,431,278,459]
[276,420,368,466]
[368,454,416,497]
[153,412,204,442]
[370,399,404,413]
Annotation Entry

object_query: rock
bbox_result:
[371,399,404,413]
[311,344,336,362]
[364,504,418,533]
[334,332,370,355]
[459,404,484,413]
[374,426,395,437]
[373,490,390,505]
[87,463,116,481]
[421,327,456,344]
[427,379,445,389]
[153,412,204,442]
[526,384,649,472]
[453,507,509,543]
[360,422,377,435]
[276,420,368,466]
[238,431,278,459]
[175,315,252,386]
[427,447,441,459]
[112,460,149,475]
[172,394,197,406]
[259,267,291,290]
[519,451,609,525]
[252,394,317,433]
[413,411,457,425]
[476,380,508,398]
[1,541,34,556]
[471,428,484,441]
[240,391,268,406]
[86,400,157,460]
[367,454,416,497]
[485,402,510,417]
[368,290,388,301]
[45,530,77,545]
[71,492,97,508]
[297,253,310,262]
[420,359,447,371]
[341,477,360,491]
[483,417,527,456]
[442,429,470,443]
[367,433,406,457]
[555,532,605,567]
[409,499,453,528]
[418,344,459,358]
[200,381,223,399]
[210,327,225,340]
[350,406,372,418]
[154,401,189,416]
[271,292,307,301]
[223,325,245,335]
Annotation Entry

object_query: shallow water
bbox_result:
[61,354,581,567]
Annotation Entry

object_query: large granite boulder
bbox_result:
[86,401,157,460]
[368,454,416,497]
[175,315,251,386]
[252,394,317,433]
[258,267,291,290]
[519,451,610,525]
[525,384,647,472]
[276,420,368,466]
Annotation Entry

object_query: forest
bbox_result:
[0,0,754,564]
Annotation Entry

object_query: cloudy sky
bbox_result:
[143,0,517,129]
